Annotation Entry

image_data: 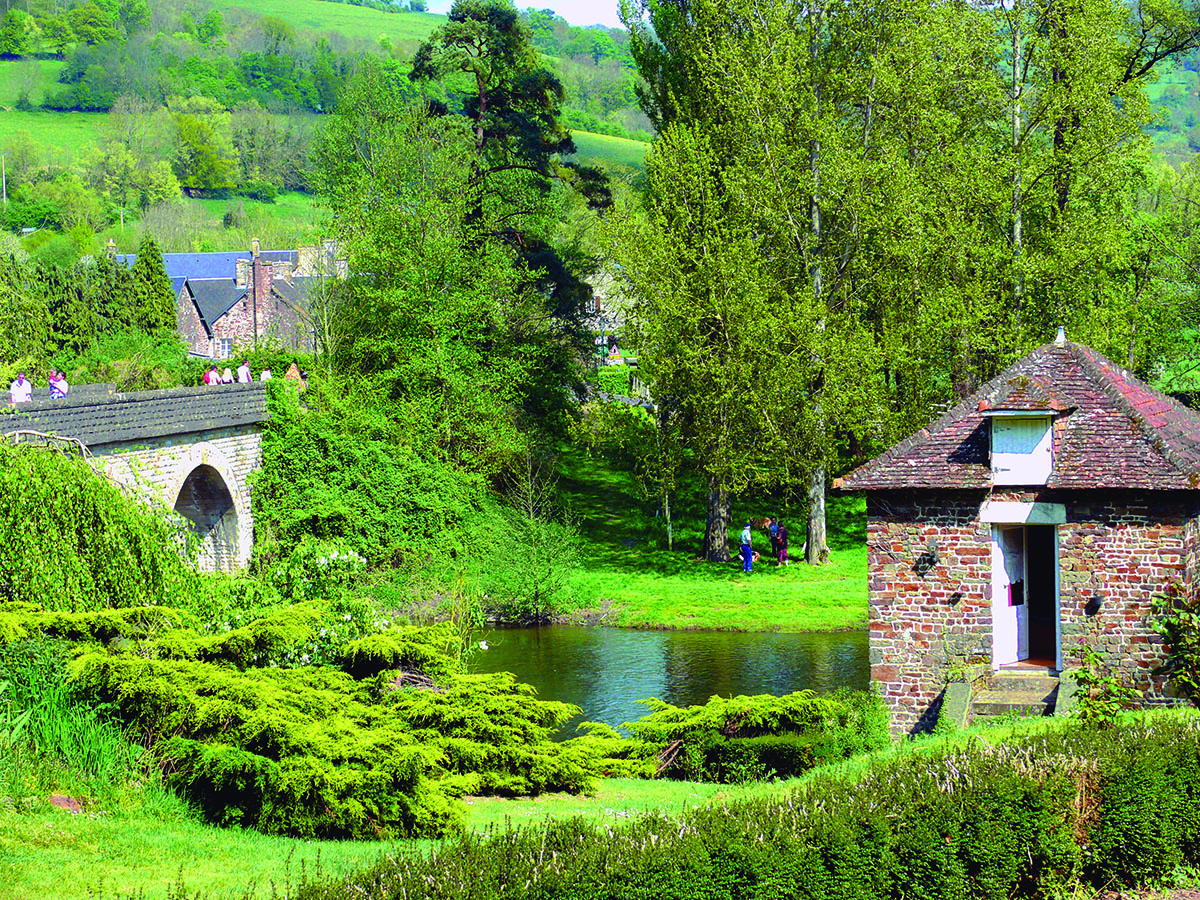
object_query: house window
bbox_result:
[991,415,1052,485]
[215,338,232,359]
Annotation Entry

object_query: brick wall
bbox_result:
[867,489,1198,735]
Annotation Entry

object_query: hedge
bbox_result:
[296,715,1200,900]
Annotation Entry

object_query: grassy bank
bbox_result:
[0,776,790,900]
[561,450,868,633]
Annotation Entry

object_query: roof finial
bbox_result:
[1055,325,1066,346]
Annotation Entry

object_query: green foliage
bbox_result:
[295,715,1200,900]
[1072,644,1144,727]
[251,384,477,569]
[463,452,583,624]
[0,638,149,793]
[596,363,631,395]
[0,442,196,612]
[1152,581,1200,704]
[68,644,599,838]
[127,233,175,332]
[626,688,889,782]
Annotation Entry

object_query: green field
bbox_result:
[212,0,441,46]
[562,449,867,633]
[570,129,649,169]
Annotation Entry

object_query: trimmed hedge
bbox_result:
[296,715,1200,900]
[597,364,631,395]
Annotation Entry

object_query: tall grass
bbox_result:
[0,639,148,801]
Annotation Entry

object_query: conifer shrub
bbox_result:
[626,688,890,782]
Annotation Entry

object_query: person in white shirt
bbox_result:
[49,370,69,399]
[9,371,32,404]
[260,369,272,381]
[237,360,252,383]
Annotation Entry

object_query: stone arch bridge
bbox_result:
[5,383,270,572]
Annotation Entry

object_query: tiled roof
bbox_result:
[4,383,269,449]
[187,279,246,328]
[837,341,1200,491]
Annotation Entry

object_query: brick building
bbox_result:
[117,239,344,359]
[836,334,1200,734]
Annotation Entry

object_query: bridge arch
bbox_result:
[167,443,253,572]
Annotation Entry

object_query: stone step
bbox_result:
[970,688,1057,719]
[987,672,1060,695]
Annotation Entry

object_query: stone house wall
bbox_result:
[868,489,1198,735]
[209,259,309,353]
[176,285,210,356]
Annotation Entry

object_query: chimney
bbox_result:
[106,238,116,259]
[251,237,261,258]
[235,258,249,288]
[1055,325,1066,346]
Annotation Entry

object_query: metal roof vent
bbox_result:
[1055,325,1066,346]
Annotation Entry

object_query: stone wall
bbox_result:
[209,259,308,353]
[176,284,209,356]
[88,425,262,571]
[867,489,1198,735]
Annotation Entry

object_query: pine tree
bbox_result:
[129,235,175,334]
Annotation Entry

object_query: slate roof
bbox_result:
[117,252,246,281]
[837,341,1200,492]
[4,383,269,449]
[187,278,247,328]
[273,276,320,308]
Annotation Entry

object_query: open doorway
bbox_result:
[991,524,1058,669]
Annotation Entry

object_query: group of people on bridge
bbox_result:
[8,370,69,405]
[203,360,307,391]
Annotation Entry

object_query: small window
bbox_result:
[215,338,232,359]
[991,416,1052,485]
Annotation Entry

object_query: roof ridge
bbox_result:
[1066,342,1200,484]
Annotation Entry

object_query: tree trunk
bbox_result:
[1011,6,1024,314]
[805,466,829,564]
[703,475,730,562]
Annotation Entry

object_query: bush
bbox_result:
[626,688,890,783]
[0,442,196,611]
[597,363,631,395]
[237,180,279,202]
[298,715,1200,900]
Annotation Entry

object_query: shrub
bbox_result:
[597,363,631,395]
[626,688,890,782]
[0,442,196,611]
[297,716,1200,900]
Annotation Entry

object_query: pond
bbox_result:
[469,626,869,735]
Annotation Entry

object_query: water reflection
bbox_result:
[470,626,869,736]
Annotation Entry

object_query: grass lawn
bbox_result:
[0,777,791,900]
[0,109,105,155]
[560,449,868,633]
[569,129,649,169]
[210,0,442,46]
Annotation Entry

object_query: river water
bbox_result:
[469,626,869,735]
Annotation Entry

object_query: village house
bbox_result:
[836,331,1200,734]
[115,238,345,360]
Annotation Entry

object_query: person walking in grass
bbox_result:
[768,516,779,558]
[740,520,754,573]
[776,521,789,567]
